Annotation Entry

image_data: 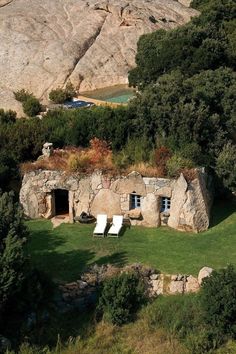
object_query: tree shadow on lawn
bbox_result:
[94,251,128,268]
[28,228,128,282]
[36,249,128,282]
[210,198,236,228]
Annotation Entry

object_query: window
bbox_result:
[161,197,171,212]
[130,194,141,209]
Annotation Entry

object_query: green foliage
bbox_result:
[145,294,215,353]
[0,191,28,313]
[129,67,236,182]
[0,152,16,189]
[14,89,41,117]
[129,0,236,88]
[68,154,91,172]
[200,265,236,339]
[0,190,28,245]
[216,143,236,192]
[0,231,26,306]
[49,88,68,104]
[49,83,76,103]
[14,89,33,103]
[0,109,16,124]
[113,137,152,168]
[22,96,41,117]
[97,273,145,325]
[0,191,54,347]
[166,155,194,177]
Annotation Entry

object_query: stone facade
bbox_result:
[20,169,212,232]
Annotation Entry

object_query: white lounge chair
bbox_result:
[93,214,107,237]
[107,215,123,237]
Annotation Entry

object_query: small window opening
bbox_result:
[161,197,171,212]
[130,193,141,209]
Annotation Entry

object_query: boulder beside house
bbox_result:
[20,164,212,233]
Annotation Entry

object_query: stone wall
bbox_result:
[20,169,211,232]
[58,264,214,313]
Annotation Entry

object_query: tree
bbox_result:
[129,0,236,88]
[0,191,28,313]
[200,265,236,339]
[0,191,54,345]
[97,273,145,326]
[216,143,236,192]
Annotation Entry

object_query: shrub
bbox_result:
[49,82,76,103]
[178,143,203,165]
[200,265,236,340]
[14,89,33,103]
[166,155,194,177]
[68,153,91,172]
[97,273,145,326]
[0,109,16,124]
[22,97,41,117]
[49,88,68,104]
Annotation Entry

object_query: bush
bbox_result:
[49,83,76,103]
[200,265,236,340]
[68,153,91,172]
[14,89,33,103]
[97,273,145,326]
[22,97,41,117]
[0,109,16,124]
[113,137,152,168]
[49,88,68,104]
[166,154,194,177]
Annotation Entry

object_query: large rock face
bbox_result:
[0,0,198,115]
[168,172,211,232]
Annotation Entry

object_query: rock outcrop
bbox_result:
[168,172,211,232]
[198,266,213,285]
[0,0,198,115]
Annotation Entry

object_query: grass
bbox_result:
[27,200,236,282]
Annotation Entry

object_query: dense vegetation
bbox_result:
[1,0,236,192]
[97,273,145,326]
[128,0,236,191]
[0,191,52,351]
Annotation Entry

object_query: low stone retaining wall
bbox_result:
[57,264,213,313]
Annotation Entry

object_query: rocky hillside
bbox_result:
[0,0,198,115]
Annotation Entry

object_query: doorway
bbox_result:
[54,189,69,215]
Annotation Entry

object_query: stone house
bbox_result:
[20,168,211,232]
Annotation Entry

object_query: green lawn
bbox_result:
[27,200,236,282]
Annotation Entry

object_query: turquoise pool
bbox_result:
[82,85,135,104]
